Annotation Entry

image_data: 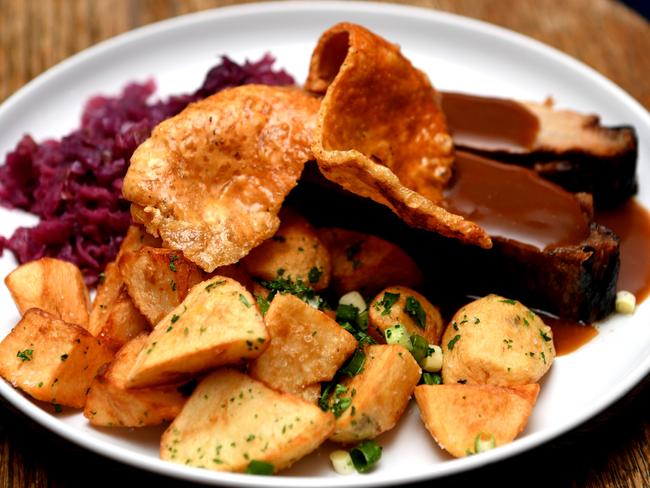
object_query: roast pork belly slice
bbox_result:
[441,92,638,209]
[290,159,619,323]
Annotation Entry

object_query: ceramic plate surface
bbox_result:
[0,2,649,486]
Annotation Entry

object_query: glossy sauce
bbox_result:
[443,151,590,249]
[542,315,599,356]
[596,199,650,302]
[441,92,539,151]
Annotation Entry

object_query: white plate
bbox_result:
[1,1,649,486]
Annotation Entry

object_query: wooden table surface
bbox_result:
[0,0,649,486]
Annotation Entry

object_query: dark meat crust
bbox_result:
[291,163,619,323]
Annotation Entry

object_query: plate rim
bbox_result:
[1,1,649,486]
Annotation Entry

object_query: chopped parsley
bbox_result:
[205,280,226,292]
[239,294,252,308]
[345,241,363,269]
[255,294,270,315]
[16,349,33,362]
[171,314,181,324]
[404,296,426,330]
[170,280,177,291]
[376,292,400,316]
[259,275,328,310]
[539,329,552,342]
[447,334,461,351]
[308,266,322,284]
[169,254,179,272]
[499,298,516,305]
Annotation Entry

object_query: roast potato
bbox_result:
[441,295,555,386]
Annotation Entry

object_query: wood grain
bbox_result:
[0,0,649,487]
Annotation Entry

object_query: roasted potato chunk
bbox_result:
[88,262,149,349]
[5,258,90,329]
[160,369,334,473]
[84,334,187,427]
[126,276,269,388]
[442,295,555,386]
[329,344,421,443]
[119,247,205,325]
[208,263,255,294]
[317,228,423,296]
[414,383,540,457]
[249,294,357,396]
[0,309,113,408]
[243,209,331,290]
[118,225,162,258]
[369,286,444,345]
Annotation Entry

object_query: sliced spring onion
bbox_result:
[339,291,367,313]
[330,450,355,475]
[410,334,428,364]
[246,460,274,475]
[339,348,366,377]
[616,290,636,314]
[421,345,443,372]
[422,372,442,385]
[474,432,496,453]
[350,440,382,473]
[384,324,411,350]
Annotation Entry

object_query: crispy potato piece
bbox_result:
[441,295,555,386]
[126,276,269,388]
[369,286,444,345]
[317,228,423,296]
[88,262,149,350]
[306,23,490,248]
[329,344,421,443]
[118,225,162,258]
[5,258,90,329]
[119,247,205,325]
[161,369,334,473]
[243,209,331,290]
[124,85,320,272]
[84,334,187,427]
[0,309,113,408]
[298,384,322,404]
[249,294,357,395]
[96,287,150,351]
[208,263,255,294]
[414,383,540,457]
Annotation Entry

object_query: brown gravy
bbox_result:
[441,92,539,151]
[542,315,599,356]
[596,199,650,302]
[443,151,590,249]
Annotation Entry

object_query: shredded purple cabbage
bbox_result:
[0,55,294,285]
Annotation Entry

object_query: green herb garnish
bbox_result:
[16,349,33,362]
[169,254,178,272]
[376,292,400,316]
[421,372,442,385]
[245,460,274,475]
[350,440,382,473]
[447,334,461,350]
[308,267,322,284]
[205,280,226,292]
[404,296,426,329]
[239,294,252,308]
[255,294,270,315]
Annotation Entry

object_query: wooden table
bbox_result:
[0,0,649,486]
